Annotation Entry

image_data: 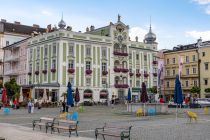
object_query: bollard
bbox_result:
[204,107,208,114]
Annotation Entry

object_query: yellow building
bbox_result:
[199,42,210,98]
[163,44,199,101]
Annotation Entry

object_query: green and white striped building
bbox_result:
[27,16,158,103]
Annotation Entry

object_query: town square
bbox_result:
[1,0,210,139]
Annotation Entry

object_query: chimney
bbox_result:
[1,19,6,22]
[14,21,21,25]
[33,24,40,28]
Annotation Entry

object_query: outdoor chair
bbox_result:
[136,108,143,117]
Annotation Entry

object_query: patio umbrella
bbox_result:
[141,82,148,116]
[174,75,183,122]
[75,87,80,104]
[2,88,7,106]
[67,82,74,106]
[127,88,132,102]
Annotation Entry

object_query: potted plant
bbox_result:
[102,71,108,75]
[129,72,134,76]
[42,70,47,74]
[35,71,39,75]
[68,68,75,74]
[51,68,56,73]
[136,73,141,77]
[86,69,92,75]
[28,72,32,75]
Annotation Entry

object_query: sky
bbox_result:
[1,0,210,50]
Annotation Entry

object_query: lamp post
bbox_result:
[196,38,202,98]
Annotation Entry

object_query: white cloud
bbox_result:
[193,0,210,5]
[186,30,210,40]
[41,10,52,16]
[129,27,147,42]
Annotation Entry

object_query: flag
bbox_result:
[178,56,183,80]
[157,60,164,87]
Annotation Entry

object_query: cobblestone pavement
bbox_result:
[1,105,210,140]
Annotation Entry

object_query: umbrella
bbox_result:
[174,75,183,122]
[67,82,74,106]
[75,87,80,103]
[2,88,7,105]
[127,88,132,102]
[141,82,148,103]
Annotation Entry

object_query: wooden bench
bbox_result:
[95,123,132,140]
[32,117,55,133]
[52,119,79,137]
[186,111,198,122]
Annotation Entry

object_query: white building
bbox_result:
[27,15,158,103]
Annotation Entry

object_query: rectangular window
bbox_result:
[205,63,209,70]
[166,81,169,88]
[194,80,197,86]
[173,69,175,76]
[136,80,140,87]
[167,59,169,64]
[203,52,205,57]
[167,70,170,76]
[30,49,33,60]
[186,68,189,75]
[52,43,56,56]
[29,64,32,72]
[186,56,189,63]
[205,79,208,85]
[86,47,91,56]
[136,54,139,60]
[192,55,196,62]
[129,53,132,59]
[193,68,196,74]
[136,69,140,73]
[68,60,74,68]
[86,61,91,70]
[186,81,189,87]
[68,43,74,55]
[173,58,175,64]
[36,62,39,71]
[52,59,56,69]
[144,55,147,61]
[102,48,107,58]
[102,79,107,85]
[102,63,107,71]
[44,46,48,57]
[44,61,47,70]
[86,78,91,86]
[37,47,40,59]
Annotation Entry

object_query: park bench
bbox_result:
[52,119,79,137]
[32,117,55,133]
[186,111,198,122]
[95,123,132,140]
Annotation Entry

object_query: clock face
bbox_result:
[118,35,123,42]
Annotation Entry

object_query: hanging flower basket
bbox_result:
[121,68,129,73]
[121,52,129,56]
[114,68,121,72]
[51,68,56,73]
[153,61,158,64]
[136,73,141,77]
[42,70,47,74]
[144,73,149,77]
[102,71,108,75]
[68,68,75,74]
[35,71,39,75]
[113,51,121,55]
[153,73,157,76]
[129,72,134,76]
[28,72,32,76]
[86,69,92,75]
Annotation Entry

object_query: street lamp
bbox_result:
[196,37,202,98]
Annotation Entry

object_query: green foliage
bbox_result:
[205,88,210,93]
[4,78,20,99]
[148,86,157,93]
[190,86,200,94]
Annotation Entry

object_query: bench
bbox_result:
[32,117,55,133]
[186,111,198,122]
[52,119,79,137]
[95,123,132,140]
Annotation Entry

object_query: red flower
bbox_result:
[35,71,39,75]
[68,68,75,74]
[153,61,158,64]
[136,73,141,77]
[86,69,92,75]
[129,73,134,76]
[144,73,149,77]
[42,70,47,74]
[102,71,108,75]
[121,68,129,73]
[114,68,121,72]
[51,68,56,73]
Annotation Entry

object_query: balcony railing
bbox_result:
[113,51,128,56]
[4,55,19,62]
[4,69,19,75]
[113,68,129,73]
[114,84,129,88]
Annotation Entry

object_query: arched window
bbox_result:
[114,43,120,52]
[115,76,120,84]
[122,61,127,68]
[122,44,127,53]
[123,77,127,84]
[114,60,120,68]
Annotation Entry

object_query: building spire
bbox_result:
[118,14,121,22]
[58,12,66,29]
[149,16,152,32]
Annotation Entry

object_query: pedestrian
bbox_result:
[62,101,66,112]
[38,99,42,109]
[28,100,32,113]
[111,97,115,109]
[13,99,17,109]
[31,101,34,113]
[59,100,63,112]
[159,95,164,103]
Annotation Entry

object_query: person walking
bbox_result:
[28,100,32,113]
[62,101,66,112]
[111,97,115,109]
[13,99,17,109]
[31,101,34,113]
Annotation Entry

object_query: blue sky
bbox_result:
[1,0,210,49]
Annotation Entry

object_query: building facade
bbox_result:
[27,16,158,103]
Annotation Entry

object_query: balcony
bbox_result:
[4,55,19,62]
[4,69,19,76]
[113,51,128,56]
[114,84,129,88]
[113,68,129,73]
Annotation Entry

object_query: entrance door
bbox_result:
[51,90,58,102]
[118,90,124,103]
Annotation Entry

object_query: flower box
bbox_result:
[86,69,92,75]
[42,70,47,74]
[129,73,134,76]
[35,71,39,75]
[153,61,158,64]
[51,68,56,73]
[68,68,75,74]
[114,68,121,72]
[113,51,121,55]
[102,71,108,75]
[28,72,32,76]
[121,68,129,73]
[153,73,157,76]
[121,52,129,56]
[136,73,141,77]
[144,74,149,77]
[114,84,129,88]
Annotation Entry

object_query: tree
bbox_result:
[205,88,210,93]
[4,78,20,100]
[148,86,157,94]
[190,86,200,96]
